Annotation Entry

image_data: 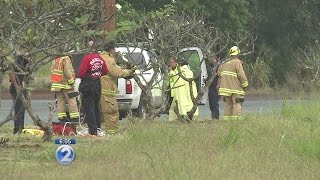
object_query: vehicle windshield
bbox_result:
[180,50,201,72]
[116,52,147,70]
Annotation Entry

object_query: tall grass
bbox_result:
[280,100,320,159]
[31,63,51,89]
[1,100,320,179]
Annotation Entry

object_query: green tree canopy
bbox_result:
[175,0,252,31]
[118,0,172,12]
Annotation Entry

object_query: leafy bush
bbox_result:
[288,44,320,91]
[246,58,273,89]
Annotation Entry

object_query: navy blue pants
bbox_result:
[208,77,220,119]
[10,85,25,134]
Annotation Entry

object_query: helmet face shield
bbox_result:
[229,46,240,56]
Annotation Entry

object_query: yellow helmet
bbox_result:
[229,46,240,56]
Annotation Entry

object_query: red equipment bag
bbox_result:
[52,122,77,136]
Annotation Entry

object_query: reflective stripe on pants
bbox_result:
[223,94,242,120]
[56,90,79,120]
[100,95,119,131]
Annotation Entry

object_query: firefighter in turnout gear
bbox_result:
[99,42,136,134]
[217,46,248,120]
[51,56,79,122]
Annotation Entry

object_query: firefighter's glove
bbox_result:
[129,66,137,75]
[243,86,247,92]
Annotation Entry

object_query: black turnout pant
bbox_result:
[80,79,101,135]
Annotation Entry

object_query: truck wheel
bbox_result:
[119,110,127,120]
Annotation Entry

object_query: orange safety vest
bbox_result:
[51,57,64,83]
[51,57,75,91]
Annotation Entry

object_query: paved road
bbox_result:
[0,99,292,126]
[0,100,56,126]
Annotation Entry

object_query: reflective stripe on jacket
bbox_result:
[99,51,131,97]
[217,57,248,96]
[171,65,199,116]
[51,56,75,91]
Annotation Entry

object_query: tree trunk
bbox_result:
[187,64,219,120]
[101,0,116,32]
[145,89,154,119]
[21,91,53,141]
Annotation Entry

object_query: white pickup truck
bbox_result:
[115,46,209,119]
[72,46,208,119]
[115,46,163,119]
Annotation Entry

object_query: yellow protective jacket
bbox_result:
[170,65,199,116]
[169,66,179,97]
[51,56,75,91]
[217,57,248,96]
[99,51,131,97]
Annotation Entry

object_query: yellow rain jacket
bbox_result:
[170,65,199,116]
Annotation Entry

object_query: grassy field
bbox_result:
[1,100,320,179]
[0,63,51,92]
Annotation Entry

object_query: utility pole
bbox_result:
[101,0,116,32]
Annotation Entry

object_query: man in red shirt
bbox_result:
[78,52,108,136]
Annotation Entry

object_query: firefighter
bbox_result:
[99,42,136,135]
[51,56,79,122]
[217,46,249,120]
[169,57,199,121]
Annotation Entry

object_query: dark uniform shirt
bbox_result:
[13,56,29,86]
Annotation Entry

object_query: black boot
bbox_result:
[211,114,219,120]
[13,128,23,134]
[13,128,19,134]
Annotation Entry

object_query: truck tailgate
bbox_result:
[117,78,127,99]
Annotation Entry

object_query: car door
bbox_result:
[180,47,208,105]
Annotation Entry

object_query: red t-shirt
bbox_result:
[78,53,108,79]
